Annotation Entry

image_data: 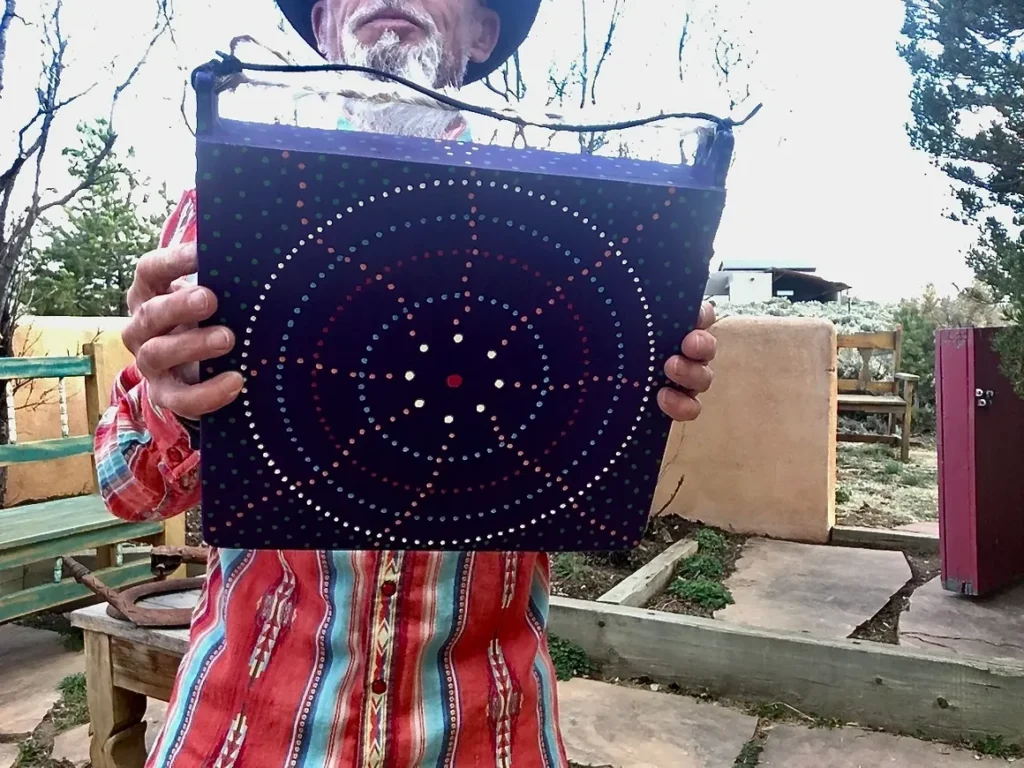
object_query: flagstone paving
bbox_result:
[51,723,91,766]
[900,576,1024,662]
[898,521,939,535]
[715,538,911,639]
[558,678,757,767]
[0,624,83,737]
[758,724,1011,766]
[0,743,18,768]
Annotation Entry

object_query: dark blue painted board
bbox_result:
[196,116,728,552]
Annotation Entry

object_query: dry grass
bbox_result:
[835,440,938,529]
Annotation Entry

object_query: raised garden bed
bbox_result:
[548,521,1024,748]
[550,515,698,601]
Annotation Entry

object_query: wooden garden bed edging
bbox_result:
[831,525,939,554]
[548,596,1024,745]
[596,537,698,607]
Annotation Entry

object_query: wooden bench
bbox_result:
[837,329,919,462]
[0,344,184,623]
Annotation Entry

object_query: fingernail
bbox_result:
[189,291,208,311]
[213,328,231,349]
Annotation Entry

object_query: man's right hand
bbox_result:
[122,242,244,420]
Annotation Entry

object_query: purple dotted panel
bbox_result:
[196,119,726,551]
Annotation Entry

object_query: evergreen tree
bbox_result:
[22,119,170,317]
[900,0,1024,393]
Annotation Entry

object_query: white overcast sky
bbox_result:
[2,0,979,301]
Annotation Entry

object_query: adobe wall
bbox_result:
[652,316,838,543]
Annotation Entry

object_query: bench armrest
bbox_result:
[894,372,920,382]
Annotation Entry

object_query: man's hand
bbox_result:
[122,242,243,420]
[658,302,717,422]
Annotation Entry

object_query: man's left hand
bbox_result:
[658,301,717,422]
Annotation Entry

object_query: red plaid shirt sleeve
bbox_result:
[94,190,202,522]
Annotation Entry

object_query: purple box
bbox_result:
[194,73,733,551]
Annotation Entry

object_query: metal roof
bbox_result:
[717,260,817,273]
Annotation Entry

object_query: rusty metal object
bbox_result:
[61,556,133,613]
[150,544,210,578]
[104,578,205,628]
[61,555,204,628]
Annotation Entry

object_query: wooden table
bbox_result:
[69,591,197,768]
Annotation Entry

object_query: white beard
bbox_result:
[336,0,469,139]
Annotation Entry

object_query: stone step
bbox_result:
[558,678,757,767]
[900,576,1024,662]
[715,538,911,639]
[0,625,83,738]
[760,723,1010,766]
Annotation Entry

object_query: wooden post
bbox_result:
[85,342,124,569]
[84,343,113,496]
[890,325,905,442]
[83,343,114,433]
[84,630,148,768]
[856,348,873,393]
[901,378,916,463]
[161,515,188,580]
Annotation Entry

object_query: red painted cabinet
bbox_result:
[936,327,1024,596]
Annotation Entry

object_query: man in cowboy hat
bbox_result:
[96,1,718,765]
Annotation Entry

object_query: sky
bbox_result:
[1,0,980,302]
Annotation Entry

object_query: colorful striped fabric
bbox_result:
[94,116,571,767]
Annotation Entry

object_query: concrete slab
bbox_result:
[146,699,169,753]
[52,723,91,767]
[899,521,939,536]
[0,625,83,736]
[900,577,1024,662]
[557,679,757,768]
[47,697,167,762]
[0,743,18,768]
[715,539,911,639]
[759,724,1006,766]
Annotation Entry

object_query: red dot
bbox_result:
[446,374,463,388]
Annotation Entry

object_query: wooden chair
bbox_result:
[0,343,184,624]
[837,328,920,462]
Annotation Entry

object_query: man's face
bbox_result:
[311,0,501,87]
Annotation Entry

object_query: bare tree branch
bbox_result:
[589,0,622,106]
[34,1,171,216]
[677,12,691,80]
[578,0,589,109]
[482,75,511,102]
[179,78,195,137]
[0,0,174,411]
[0,0,18,96]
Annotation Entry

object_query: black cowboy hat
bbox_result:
[275,0,542,84]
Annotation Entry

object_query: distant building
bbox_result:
[705,260,851,304]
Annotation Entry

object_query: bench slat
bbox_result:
[837,380,898,395]
[838,394,905,407]
[0,495,139,550]
[0,560,154,624]
[838,396,907,414]
[836,332,899,351]
[837,433,901,446]
[0,356,93,380]
[0,435,94,466]
[0,519,164,571]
